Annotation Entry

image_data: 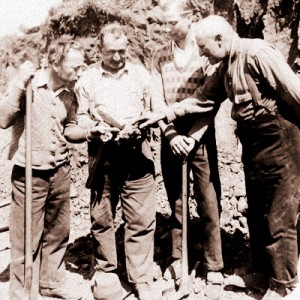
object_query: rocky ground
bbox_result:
[0,93,299,300]
[1,100,296,300]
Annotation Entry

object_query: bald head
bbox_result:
[194,15,235,39]
[193,15,236,64]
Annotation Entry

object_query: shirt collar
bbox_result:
[34,69,70,96]
[99,62,129,78]
[171,28,197,54]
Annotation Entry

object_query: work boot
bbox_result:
[224,271,268,292]
[40,286,83,299]
[261,284,287,300]
[206,271,224,285]
[163,259,181,280]
[285,285,299,300]
[133,282,162,300]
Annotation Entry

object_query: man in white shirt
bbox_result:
[67,23,160,300]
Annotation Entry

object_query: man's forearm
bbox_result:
[64,121,90,143]
[162,97,216,124]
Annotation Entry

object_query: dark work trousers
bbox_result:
[9,163,70,300]
[90,141,156,284]
[161,125,223,271]
[237,113,300,288]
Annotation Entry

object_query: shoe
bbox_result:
[261,285,287,299]
[133,282,162,300]
[91,272,131,300]
[40,287,83,299]
[285,284,300,299]
[224,272,268,291]
[206,271,224,285]
[163,259,181,280]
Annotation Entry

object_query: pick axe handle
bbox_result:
[24,84,33,299]
[181,161,189,287]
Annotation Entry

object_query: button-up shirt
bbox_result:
[163,34,300,126]
[0,69,78,169]
[73,62,151,129]
[64,61,154,162]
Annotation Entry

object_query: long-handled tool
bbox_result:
[176,161,191,299]
[24,84,33,299]
[166,161,191,300]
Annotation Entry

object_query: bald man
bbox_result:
[137,15,300,300]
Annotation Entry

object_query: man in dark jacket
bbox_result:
[136,15,300,300]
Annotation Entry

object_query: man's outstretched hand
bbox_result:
[87,124,120,143]
[132,111,166,129]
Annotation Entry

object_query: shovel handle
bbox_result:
[181,161,189,287]
[24,84,33,299]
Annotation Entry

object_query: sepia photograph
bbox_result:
[0,0,299,299]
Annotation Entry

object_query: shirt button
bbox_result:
[49,158,55,165]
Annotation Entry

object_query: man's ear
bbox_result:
[215,34,223,47]
[125,44,130,58]
[52,62,60,73]
[186,11,193,24]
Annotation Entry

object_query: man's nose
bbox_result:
[112,52,121,61]
[77,68,83,78]
[164,24,172,33]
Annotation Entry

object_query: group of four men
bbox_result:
[0,0,299,299]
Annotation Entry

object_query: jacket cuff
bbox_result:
[163,124,178,142]
[188,125,208,142]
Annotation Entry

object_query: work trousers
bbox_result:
[9,163,70,300]
[237,113,300,288]
[161,126,223,271]
[90,142,156,283]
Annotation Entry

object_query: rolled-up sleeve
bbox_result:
[64,78,97,143]
[63,94,90,143]
[0,80,25,129]
[151,51,180,139]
